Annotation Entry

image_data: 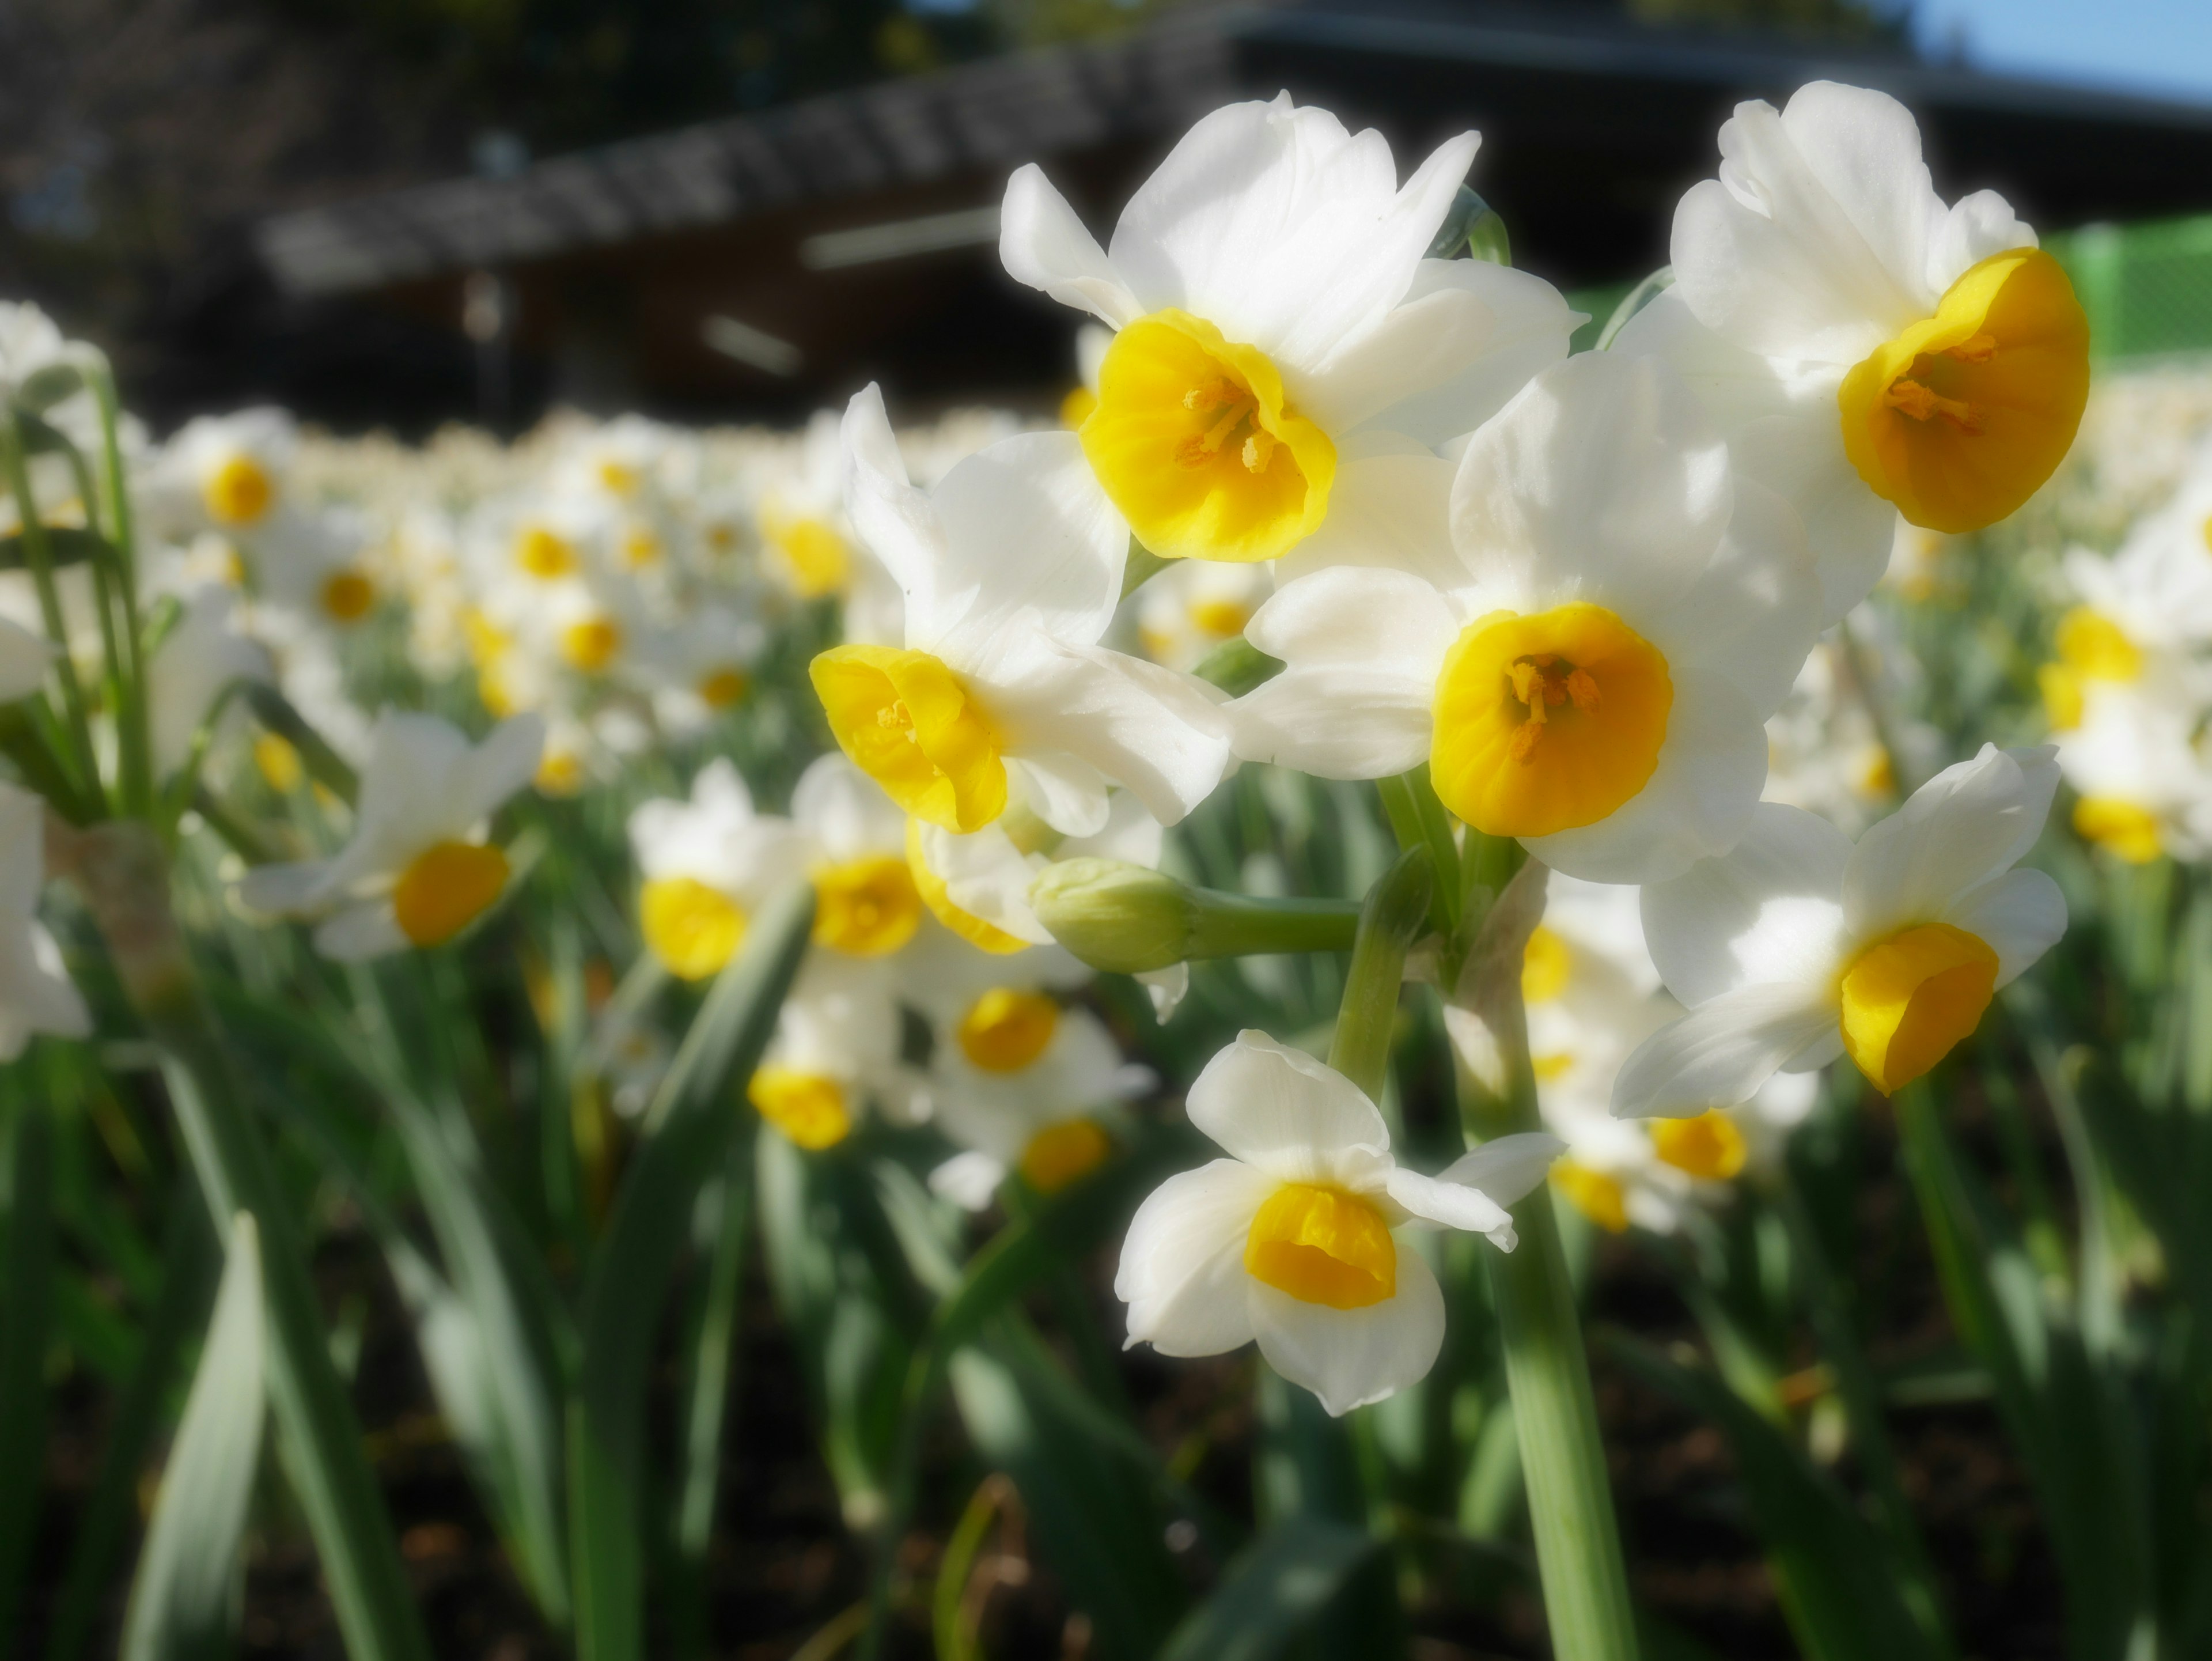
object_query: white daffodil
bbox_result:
[147,586,274,779]
[1002,94,1577,567]
[1614,81,2089,621]
[627,759,808,981]
[0,780,90,1058]
[2052,683,2212,864]
[1116,1031,1561,1416]
[1132,558,1273,674]
[156,409,298,537]
[239,712,543,960]
[0,303,69,405]
[756,411,856,601]
[790,754,927,960]
[640,606,765,735]
[2039,536,2212,736]
[1232,351,1822,883]
[810,385,1231,840]
[1616,744,2066,1115]
[748,951,927,1150]
[1762,638,1938,839]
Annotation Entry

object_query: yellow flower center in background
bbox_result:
[813,855,923,957]
[392,841,510,948]
[597,459,641,497]
[1521,924,1574,1004]
[254,733,303,793]
[2036,664,2085,732]
[561,618,623,674]
[1018,1118,1112,1193]
[1857,746,1897,799]
[1552,1161,1630,1234]
[698,668,749,709]
[957,987,1060,1072]
[2055,607,2142,683]
[204,454,275,527]
[516,525,579,579]
[812,645,1006,833]
[2074,797,2162,864]
[1838,921,1999,1094]
[1188,597,1252,638]
[771,516,850,599]
[622,527,662,567]
[320,569,376,622]
[1650,1111,1749,1181]
[1244,1183,1396,1309]
[1083,309,1336,564]
[535,751,586,797]
[906,819,1029,954]
[749,1067,852,1149]
[641,876,748,979]
[1431,603,1673,838]
[1838,247,2089,534]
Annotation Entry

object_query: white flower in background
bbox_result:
[756,411,856,601]
[1760,639,1938,839]
[0,614,55,703]
[790,754,926,960]
[1616,745,2066,1115]
[1058,321,1112,430]
[2039,535,2212,735]
[811,385,1231,839]
[1615,81,2089,621]
[550,414,675,505]
[1132,558,1273,674]
[1116,1031,1561,1416]
[627,760,807,981]
[2051,684,2212,864]
[239,712,543,960]
[0,780,90,1057]
[158,409,297,535]
[1003,94,1577,567]
[640,606,766,733]
[147,586,274,779]
[1233,351,1823,883]
[748,950,926,1150]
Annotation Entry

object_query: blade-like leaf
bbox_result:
[121,1212,267,1661]
[0,1100,54,1652]
[1154,1515,1377,1661]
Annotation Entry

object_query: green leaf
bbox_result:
[0,525,103,570]
[0,1099,54,1651]
[1155,1516,1377,1661]
[121,1212,268,1661]
[569,880,814,1661]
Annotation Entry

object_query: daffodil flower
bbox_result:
[2051,684,2212,864]
[748,951,927,1151]
[1614,744,2066,1117]
[1116,1031,1561,1416]
[1615,82,2088,621]
[627,760,807,981]
[791,755,926,959]
[239,711,543,959]
[1002,94,1578,567]
[1232,351,1822,883]
[147,586,272,779]
[810,385,1230,839]
[0,781,89,1059]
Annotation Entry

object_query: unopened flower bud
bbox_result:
[1030,858,1194,973]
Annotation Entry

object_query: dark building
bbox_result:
[239,0,2212,430]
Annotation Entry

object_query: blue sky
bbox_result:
[1911,0,2212,105]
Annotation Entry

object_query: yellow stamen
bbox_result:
[956,988,1059,1073]
[812,855,923,957]
[640,876,747,980]
[204,454,274,527]
[1244,1184,1396,1309]
[1017,1118,1112,1193]
[391,841,510,948]
[812,645,1006,833]
[748,1068,852,1149]
[1649,1111,1748,1182]
[1837,922,1999,1094]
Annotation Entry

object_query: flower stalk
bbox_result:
[1031,857,1360,972]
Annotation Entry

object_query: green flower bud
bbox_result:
[1031,858,1194,973]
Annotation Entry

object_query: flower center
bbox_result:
[748,1067,852,1150]
[957,987,1059,1072]
[320,569,376,622]
[2073,797,2162,864]
[1521,924,1573,1004]
[561,618,623,674]
[1838,247,2089,534]
[1837,921,1999,1094]
[255,733,303,793]
[812,645,1006,833]
[1431,602,1673,838]
[1188,597,1252,638]
[515,525,578,579]
[204,455,274,527]
[392,840,510,948]
[812,855,923,958]
[597,459,641,496]
[2055,607,2141,683]
[772,517,850,598]
[698,668,749,709]
[1551,1162,1630,1234]
[1017,1118,1112,1193]
[640,876,748,980]
[1082,309,1336,565]
[622,527,662,567]
[1649,1112,1748,1181]
[1244,1183,1396,1310]
[535,751,585,797]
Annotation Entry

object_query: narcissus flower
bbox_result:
[1616,82,2088,620]
[1003,94,1577,566]
[0,781,89,1058]
[1116,1031,1560,1416]
[791,755,925,959]
[749,952,927,1150]
[240,711,543,959]
[2051,684,2212,864]
[1615,744,2066,1115]
[628,760,807,981]
[810,385,1230,838]
[1232,351,1821,883]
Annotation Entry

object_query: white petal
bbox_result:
[1641,802,1852,1007]
[1115,1158,1273,1357]
[469,713,545,820]
[1385,1165,1512,1241]
[998,164,1143,328]
[0,784,46,921]
[1926,188,2034,294]
[1522,665,1767,885]
[1438,1130,1568,1212]
[1358,260,1580,447]
[1229,660,1437,780]
[1843,744,2061,942]
[793,754,904,861]
[1247,563,1460,669]
[1733,408,1896,626]
[930,1151,1008,1212]
[1185,1030,1388,1179]
[1942,867,2066,989]
[840,384,948,633]
[1611,982,1839,1118]
[0,616,55,702]
[313,901,408,962]
[1270,444,1467,592]
[1007,753,1111,839]
[236,858,336,917]
[925,822,1054,945]
[1449,352,1729,619]
[1775,83,1938,312]
[1136,963,1189,1021]
[15,924,88,1040]
[1249,1245,1445,1416]
[1645,479,1822,720]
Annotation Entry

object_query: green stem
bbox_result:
[75,355,151,820]
[1187,889,1362,960]
[3,417,100,808]
[1327,845,1434,1099]
[1375,770,1460,937]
